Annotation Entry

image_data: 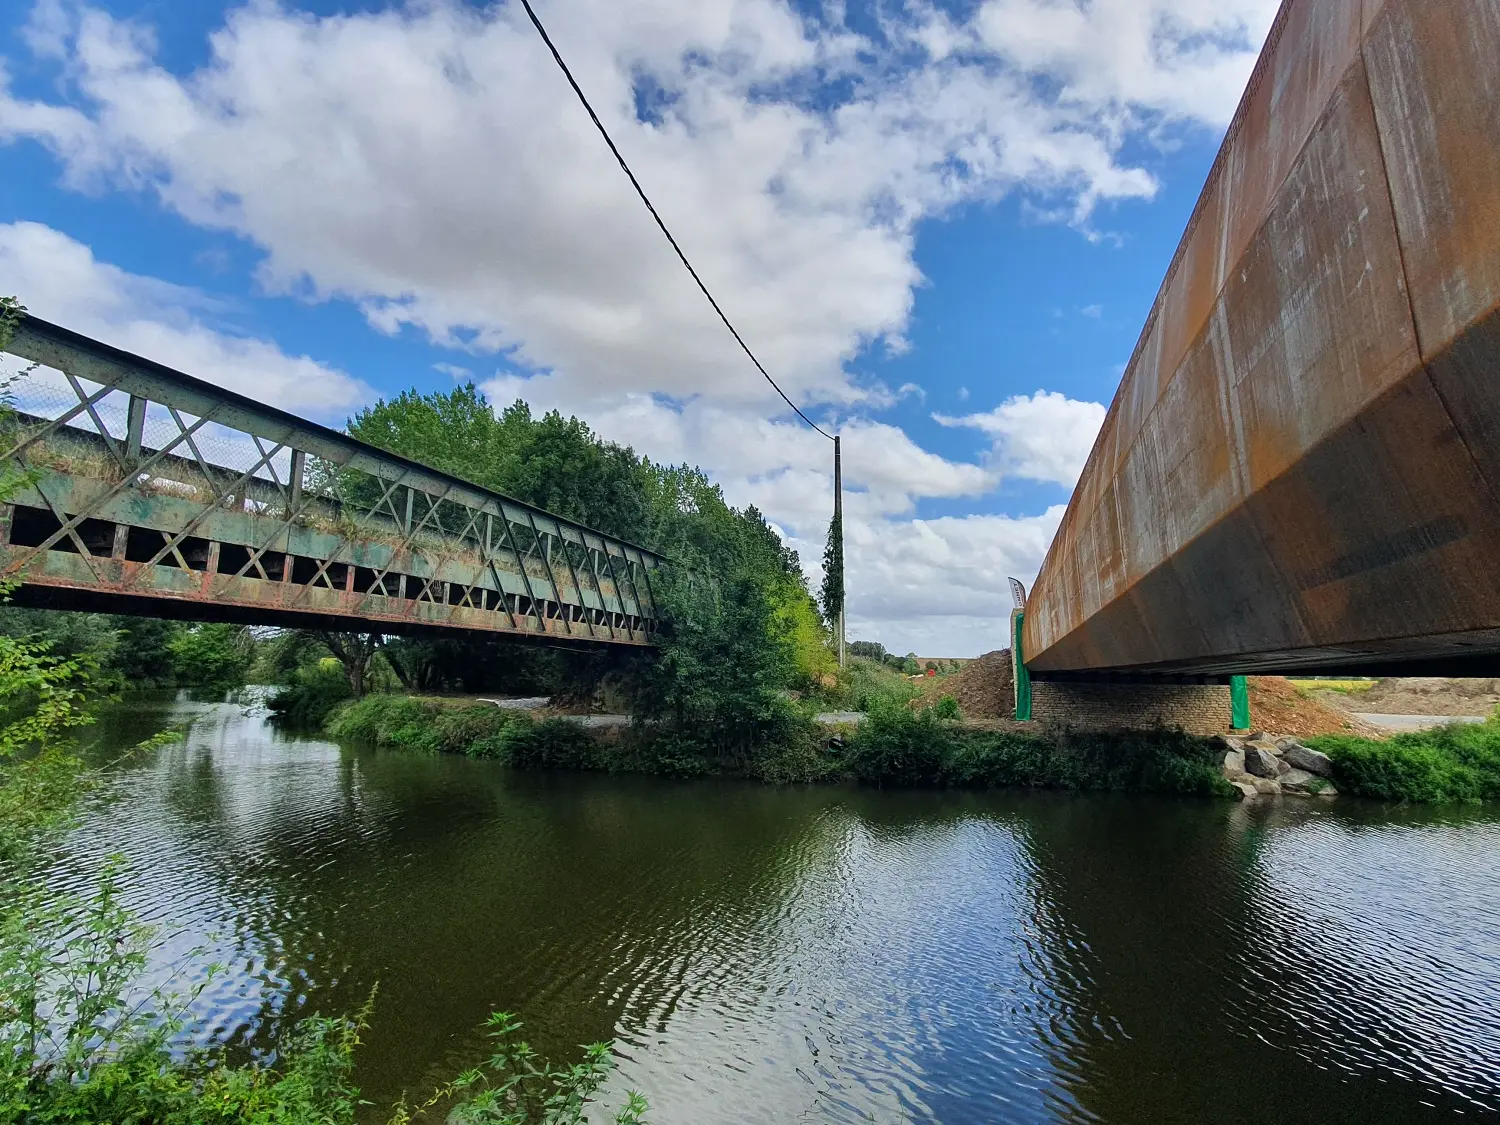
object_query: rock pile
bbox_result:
[1220,732,1338,800]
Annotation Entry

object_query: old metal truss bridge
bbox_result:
[0,317,664,647]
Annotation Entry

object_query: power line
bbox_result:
[518,0,835,442]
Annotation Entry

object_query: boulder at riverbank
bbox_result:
[1219,733,1338,799]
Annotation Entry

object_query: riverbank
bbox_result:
[313,690,1500,806]
[319,693,1235,798]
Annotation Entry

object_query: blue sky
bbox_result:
[0,0,1278,654]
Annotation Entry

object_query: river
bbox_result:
[39,690,1500,1123]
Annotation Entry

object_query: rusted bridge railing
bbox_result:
[0,316,664,645]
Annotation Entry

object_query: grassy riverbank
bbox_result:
[322,688,1500,806]
[322,693,1238,798]
[1309,718,1500,803]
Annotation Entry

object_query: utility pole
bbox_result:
[834,435,845,669]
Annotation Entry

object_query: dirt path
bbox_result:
[1326,677,1500,718]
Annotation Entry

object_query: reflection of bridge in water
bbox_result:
[0,316,664,647]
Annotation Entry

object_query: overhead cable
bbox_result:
[517,0,835,441]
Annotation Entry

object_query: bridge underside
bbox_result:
[0,523,642,651]
[1024,0,1500,681]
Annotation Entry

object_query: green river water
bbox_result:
[38,690,1500,1123]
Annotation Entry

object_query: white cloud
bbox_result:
[0,0,1279,651]
[935,390,1105,488]
[972,0,1279,126]
[0,0,1272,414]
[808,506,1068,655]
[0,221,368,414]
[1080,303,1102,318]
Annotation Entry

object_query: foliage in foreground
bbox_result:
[1,862,368,1124]
[392,1012,646,1125]
[1310,718,1500,803]
[0,632,98,863]
[0,871,644,1125]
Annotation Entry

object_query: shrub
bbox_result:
[503,719,602,771]
[167,624,254,690]
[266,660,353,727]
[847,706,1232,796]
[820,656,918,712]
[1311,720,1500,803]
[845,702,958,785]
[929,695,961,722]
[327,694,440,752]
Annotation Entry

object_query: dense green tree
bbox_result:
[167,624,255,690]
[346,388,655,541]
[0,609,194,690]
[335,383,837,726]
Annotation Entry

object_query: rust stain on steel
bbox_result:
[1024,0,1500,677]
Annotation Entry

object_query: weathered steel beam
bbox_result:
[1024,0,1500,678]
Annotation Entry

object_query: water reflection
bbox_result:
[40,693,1500,1123]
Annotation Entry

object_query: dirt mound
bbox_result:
[1352,677,1500,717]
[922,649,1014,718]
[918,659,1383,739]
[1247,677,1384,739]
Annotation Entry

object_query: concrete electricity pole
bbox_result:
[834,435,845,668]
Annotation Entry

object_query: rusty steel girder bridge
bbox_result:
[1023,0,1500,682]
[0,317,664,646]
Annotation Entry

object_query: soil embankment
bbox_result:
[1326,677,1500,717]
[924,652,1379,739]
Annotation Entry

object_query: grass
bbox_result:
[1310,717,1500,803]
[1290,678,1379,695]
[811,655,919,713]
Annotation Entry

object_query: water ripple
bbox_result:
[30,698,1500,1124]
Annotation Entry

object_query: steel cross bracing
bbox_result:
[0,317,664,645]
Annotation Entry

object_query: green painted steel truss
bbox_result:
[0,317,664,646]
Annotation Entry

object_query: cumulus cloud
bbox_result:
[0,0,1273,413]
[972,0,1279,127]
[935,390,1106,488]
[0,221,368,414]
[798,505,1069,656]
[0,0,1278,651]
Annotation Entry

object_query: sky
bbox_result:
[0,0,1280,656]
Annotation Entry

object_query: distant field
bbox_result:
[1289,679,1379,694]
